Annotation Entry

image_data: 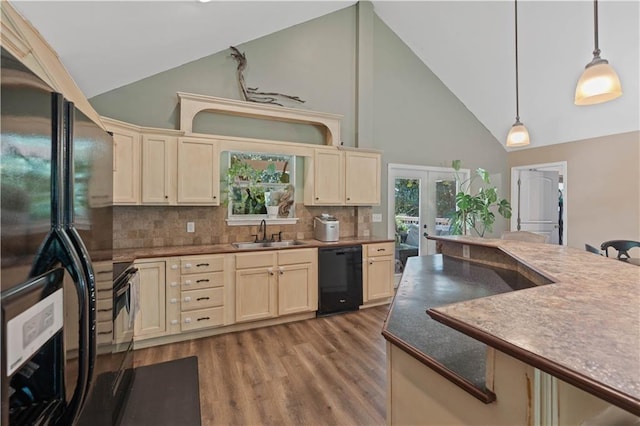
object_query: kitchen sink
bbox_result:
[232,240,307,249]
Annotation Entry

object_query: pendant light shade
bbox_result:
[506,119,530,147]
[574,0,622,105]
[506,0,530,147]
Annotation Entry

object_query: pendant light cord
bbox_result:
[514,0,520,121]
[593,0,601,57]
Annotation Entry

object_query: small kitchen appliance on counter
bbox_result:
[314,214,340,242]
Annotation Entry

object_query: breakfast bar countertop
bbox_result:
[113,236,394,263]
[425,235,640,416]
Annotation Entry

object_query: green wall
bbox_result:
[90,3,509,237]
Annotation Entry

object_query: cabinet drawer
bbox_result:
[181,307,224,331]
[181,287,223,311]
[181,272,223,290]
[235,252,277,270]
[278,248,316,265]
[181,255,223,274]
[96,321,113,344]
[96,298,113,322]
[366,242,394,257]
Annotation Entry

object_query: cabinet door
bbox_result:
[311,149,344,205]
[111,127,140,204]
[134,261,166,339]
[278,263,316,316]
[366,256,394,301]
[235,267,277,323]
[345,151,380,205]
[141,134,175,204]
[177,138,219,205]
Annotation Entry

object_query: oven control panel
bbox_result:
[5,289,63,376]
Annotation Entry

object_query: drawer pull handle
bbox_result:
[97,308,112,312]
[185,263,192,269]
[185,318,192,323]
[377,248,385,252]
[171,320,179,325]
[185,280,192,286]
[170,298,178,303]
[171,265,179,270]
[196,263,210,267]
[196,279,210,283]
[170,282,178,287]
[184,297,192,302]
[196,297,210,301]
[98,331,112,335]
[197,317,210,322]
[369,261,374,265]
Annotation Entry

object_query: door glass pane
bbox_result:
[394,178,420,273]
[435,178,457,236]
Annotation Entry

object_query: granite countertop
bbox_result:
[113,236,394,262]
[382,254,542,402]
[426,235,640,416]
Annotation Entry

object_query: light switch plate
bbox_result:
[372,213,383,223]
[186,222,195,233]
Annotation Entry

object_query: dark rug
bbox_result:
[120,356,201,426]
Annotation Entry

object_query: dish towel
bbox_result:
[128,272,140,329]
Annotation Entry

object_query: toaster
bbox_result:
[314,215,340,242]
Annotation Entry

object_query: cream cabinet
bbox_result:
[105,118,141,205]
[134,260,166,339]
[304,148,344,205]
[178,255,226,331]
[235,248,317,323]
[345,150,381,205]
[177,137,220,205]
[363,242,395,302]
[141,133,177,204]
[304,147,381,206]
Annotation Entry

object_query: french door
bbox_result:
[388,164,468,268]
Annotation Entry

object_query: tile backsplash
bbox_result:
[113,205,372,250]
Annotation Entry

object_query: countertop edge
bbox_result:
[114,237,395,263]
[427,308,640,417]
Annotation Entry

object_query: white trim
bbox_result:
[510,161,568,246]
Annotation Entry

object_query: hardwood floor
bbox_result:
[133,305,390,426]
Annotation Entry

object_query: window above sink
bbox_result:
[224,151,300,226]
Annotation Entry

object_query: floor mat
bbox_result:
[120,356,201,426]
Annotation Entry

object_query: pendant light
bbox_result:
[506,0,530,147]
[574,0,622,105]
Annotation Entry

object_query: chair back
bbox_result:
[501,231,548,243]
[600,240,640,259]
[584,244,602,255]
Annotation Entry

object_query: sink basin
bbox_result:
[232,240,307,249]
[267,240,307,248]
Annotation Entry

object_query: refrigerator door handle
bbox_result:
[30,227,92,426]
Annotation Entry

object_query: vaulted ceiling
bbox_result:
[11,1,639,150]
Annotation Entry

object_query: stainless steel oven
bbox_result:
[111,263,138,425]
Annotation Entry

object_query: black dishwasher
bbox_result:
[317,245,363,316]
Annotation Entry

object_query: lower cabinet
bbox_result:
[235,248,317,323]
[134,260,166,339]
[363,242,395,302]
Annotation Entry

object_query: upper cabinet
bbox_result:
[177,137,220,205]
[344,150,381,205]
[141,134,177,205]
[304,148,344,205]
[305,147,381,206]
[105,118,141,205]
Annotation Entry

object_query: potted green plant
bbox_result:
[450,160,512,237]
[225,156,265,214]
[395,217,409,243]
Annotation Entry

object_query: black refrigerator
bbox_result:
[1,47,114,425]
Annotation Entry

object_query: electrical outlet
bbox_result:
[372,213,383,223]
[186,222,195,233]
